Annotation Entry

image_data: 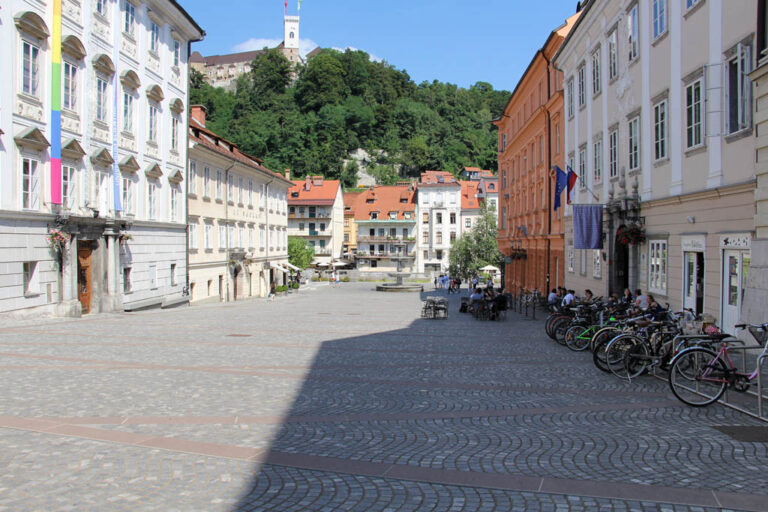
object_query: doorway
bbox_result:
[721,250,750,335]
[683,252,704,315]
[233,266,241,300]
[612,227,629,295]
[77,241,93,314]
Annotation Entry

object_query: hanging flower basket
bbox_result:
[119,233,133,244]
[47,228,68,252]
[617,224,646,245]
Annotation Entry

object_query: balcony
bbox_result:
[356,251,415,259]
[290,210,332,219]
[313,247,332,255]
[357,236,415,243]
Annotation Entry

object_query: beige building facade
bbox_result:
[287,176,345,266]
[187,106,292,303]
[556,0,756,334]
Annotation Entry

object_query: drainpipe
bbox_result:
[264,177,274,289]
[223,161,236,301]
[185,36,204,299]
[543,50,553,293]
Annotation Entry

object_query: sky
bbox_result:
[181,0,580,92]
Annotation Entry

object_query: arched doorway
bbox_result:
[613,226,629,295]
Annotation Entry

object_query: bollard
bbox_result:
[532,299,536,320]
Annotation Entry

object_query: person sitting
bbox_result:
[622,288,634,304]
[646,294,666,320]
[469,287,484,305]
[561,289,576,307]
[583,289,594,304]
[547,288,558,305]
[634,289,648,310]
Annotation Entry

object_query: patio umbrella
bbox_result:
[479,265,500,272]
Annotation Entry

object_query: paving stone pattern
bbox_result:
[0,283,766,511]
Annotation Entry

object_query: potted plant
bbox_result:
[118,233,133,244]
[617,224,646,245]
[47,228,68,253]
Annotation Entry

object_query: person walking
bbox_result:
[268,281,277,301]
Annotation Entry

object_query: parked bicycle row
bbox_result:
[543,297,768,409]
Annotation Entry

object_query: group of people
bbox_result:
[435,275,463,293]
[547,286,666,319]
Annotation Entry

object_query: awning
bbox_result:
[284,262,300,272]
[269,262,287,272]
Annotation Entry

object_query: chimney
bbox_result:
[284,169,290,180]
[312,175,324,186]
[305,175,311,191]
[190,105,207,128]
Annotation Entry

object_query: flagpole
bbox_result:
[553,166,600,204]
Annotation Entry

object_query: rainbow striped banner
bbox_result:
[50,0,62,204]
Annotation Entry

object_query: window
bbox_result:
[653,0,666,39]
[60,165,76,209]
[122,176,134,214]
[436,250,443,260]
[22,157,39,210]
[189,161,197,196]
[577,65,586,107]
[170,117,179,151]
[389,211,397,220]
[227,175,235,202]
[237,176,244,204]
[654,100,667,160]
[147,182,157,219]
[96,77,108,122]
[608,30,618,80]
[578,147,586,189]
[173,39,181,67]
[189,222,197,249]
[248,180,253,206]
[609,129,618,178]
[299,223,305,231]
[648,240,668,294]
[23,262,39,295]
[218,225,225,248]
[686,79,703,148]
[501,133,507,152]
[450,212,456,224]
[96,0,107,16]
[628,117,640,170]
[148,104,159,141]
[228,225,234,247]
[122,93,134,132]
[593,250,602,278]
[124,1,135,35]
[436,213,442,224]
[567,244,575,273]
[370,212,378,220]
[63,62,77,111]
[465,218,471,229]
[170,264,177,286]
[216,169,223,200]
[580,249,587,275]
[238,226,244,248]
[150,22,160,53]
[204,224,212,249]
[203,167,211,197]
[95,170,109,214]
[450,232,456,243]
[123,267,132,293]
[593,139,602,184]
[555,123,560,153]
[567,78,574,117]
[170,186,179,221]
[249,226,254,248]
[423,212,429,224]
[149,264,157,289]
[436,232,443,244]
[686,0,701,9]
[592,49,601,95]
[627,5,639,61]
[725,44,753,134]
[422,231,429,244]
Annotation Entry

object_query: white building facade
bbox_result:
[416,171,462,274]
[287,176,344,266]
[0,0,203,316]
[556,0,756,334]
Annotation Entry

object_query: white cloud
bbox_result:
[331,46,383,63]
[232,38,319,58]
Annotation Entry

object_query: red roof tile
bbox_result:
[351,185,416,221]
[419,170,459,186]
[461,181,481,210]
[288,178,342,206]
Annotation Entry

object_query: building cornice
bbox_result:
[643,179,756,208]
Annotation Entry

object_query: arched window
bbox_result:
[289,31,295,39]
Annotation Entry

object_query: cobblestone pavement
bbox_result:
[1,283,767,511]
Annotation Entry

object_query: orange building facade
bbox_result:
[494,14,578,295]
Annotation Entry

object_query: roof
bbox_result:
[288,178,342,206]
[461,181,481,210]
[344,190,365,212]
[419,170,460,187]
[169,0,205,41]
[553,4,593,65]
[350,185,416,221]
[200,49,266,67]
[479,178,499,194]
[190,51,205,63]
[188,120,292,185]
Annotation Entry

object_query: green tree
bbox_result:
[295,51,347,112]
[448,205,503,279]
[237,49,293,110]
[288,237,315,269]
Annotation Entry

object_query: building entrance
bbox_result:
[612,227,629,295]
[77,241,93,314]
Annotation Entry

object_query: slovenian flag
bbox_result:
[566,166,578,205]
[553,166,567,211]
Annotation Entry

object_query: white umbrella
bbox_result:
[479,265,500,272]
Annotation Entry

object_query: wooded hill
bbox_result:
[190,48,509,187]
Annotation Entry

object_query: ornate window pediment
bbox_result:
[168,169,184,184]
[120,70,141,90]
[145,162,163,179]
[61,138,86,160]
[15,127,50,151]
[62,35,87,60]
[170,98,184,114]
[15,11,50,40]
[119,155,140,173]
[93,54,116,76]
[146,84,164,102]
[90,147,114,167]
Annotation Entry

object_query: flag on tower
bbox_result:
[284,0,287,14]
[566,166,578,205]
[553,166,567,211]
[298,0,303,12]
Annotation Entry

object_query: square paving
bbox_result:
[0,283,766,511]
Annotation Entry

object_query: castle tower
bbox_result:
[283,15,300,64]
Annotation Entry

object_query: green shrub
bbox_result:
[341,276,351,282]
[276,285,288,293]
[291,282,300,289]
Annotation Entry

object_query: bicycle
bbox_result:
[668,323,768,407]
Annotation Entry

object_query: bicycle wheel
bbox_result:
[605,334,644,380]
[565,325,591,352]
[592,336,614,373]
[669,348,728,407]
[552,318,570,345]
[590,326,620,352]
[621,341,651,379]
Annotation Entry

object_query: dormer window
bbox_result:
[389,211,397,220]
[366,198,374,204]
[370,212,378,220]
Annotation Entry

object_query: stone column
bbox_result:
[56,230,82,317]
[104,230,123,312]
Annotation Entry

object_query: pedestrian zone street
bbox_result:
[0,283,766,512]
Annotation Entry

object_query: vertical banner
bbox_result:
[50,0,62,204]
[112,0,122,211]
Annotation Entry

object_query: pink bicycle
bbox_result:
[668,323,768,407]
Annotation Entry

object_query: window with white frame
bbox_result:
[686,0,701,9]
[203,166,211,197]
[627,5,639,61]
[577,65,586,107]
[123,267,132,293]
[188,160,197,196]
[21,40,40,97]
[580,249,587,275]
[465,218,471,229]
[653,100,667,160]
[567,244,575,273]
[170,186,179,221]
[150,22,160,53]
[609,128,618,178]
[593,138,602,184]
[204,223,212,249]
[63,62,77,111]
[216,169,223,200]
[23,261,39,295]
[95,169,110,214]
[608,29,618,80]
[173,39,181,67]
[148,103,158,141]
[170,116,179,151]
[248,180,253,206]
[124,1,135,35]
[122,92,134,132]
[238,226,244,248]
[62,165,77,209]
[96,76,108,122]
[628,116,640,170]
[122,176,134,214]
[227,174,234,202]
[593,250,602,278]
[578,146,586,189]
[248,226,254,248]
[567,78,574,117]
[22,157,40,210]
[189,221,197,249]
[652,0,666,39]
[238,176,244,204]
[228,224,234,248]
[592,49,601,95]
[218,224,225,248]
[147,181,157,219]
[259,226,265,247]
[725,43,753,134]
[685,79,703,148]
[648,240,667,294]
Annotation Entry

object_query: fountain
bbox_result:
[375,242,423,293]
